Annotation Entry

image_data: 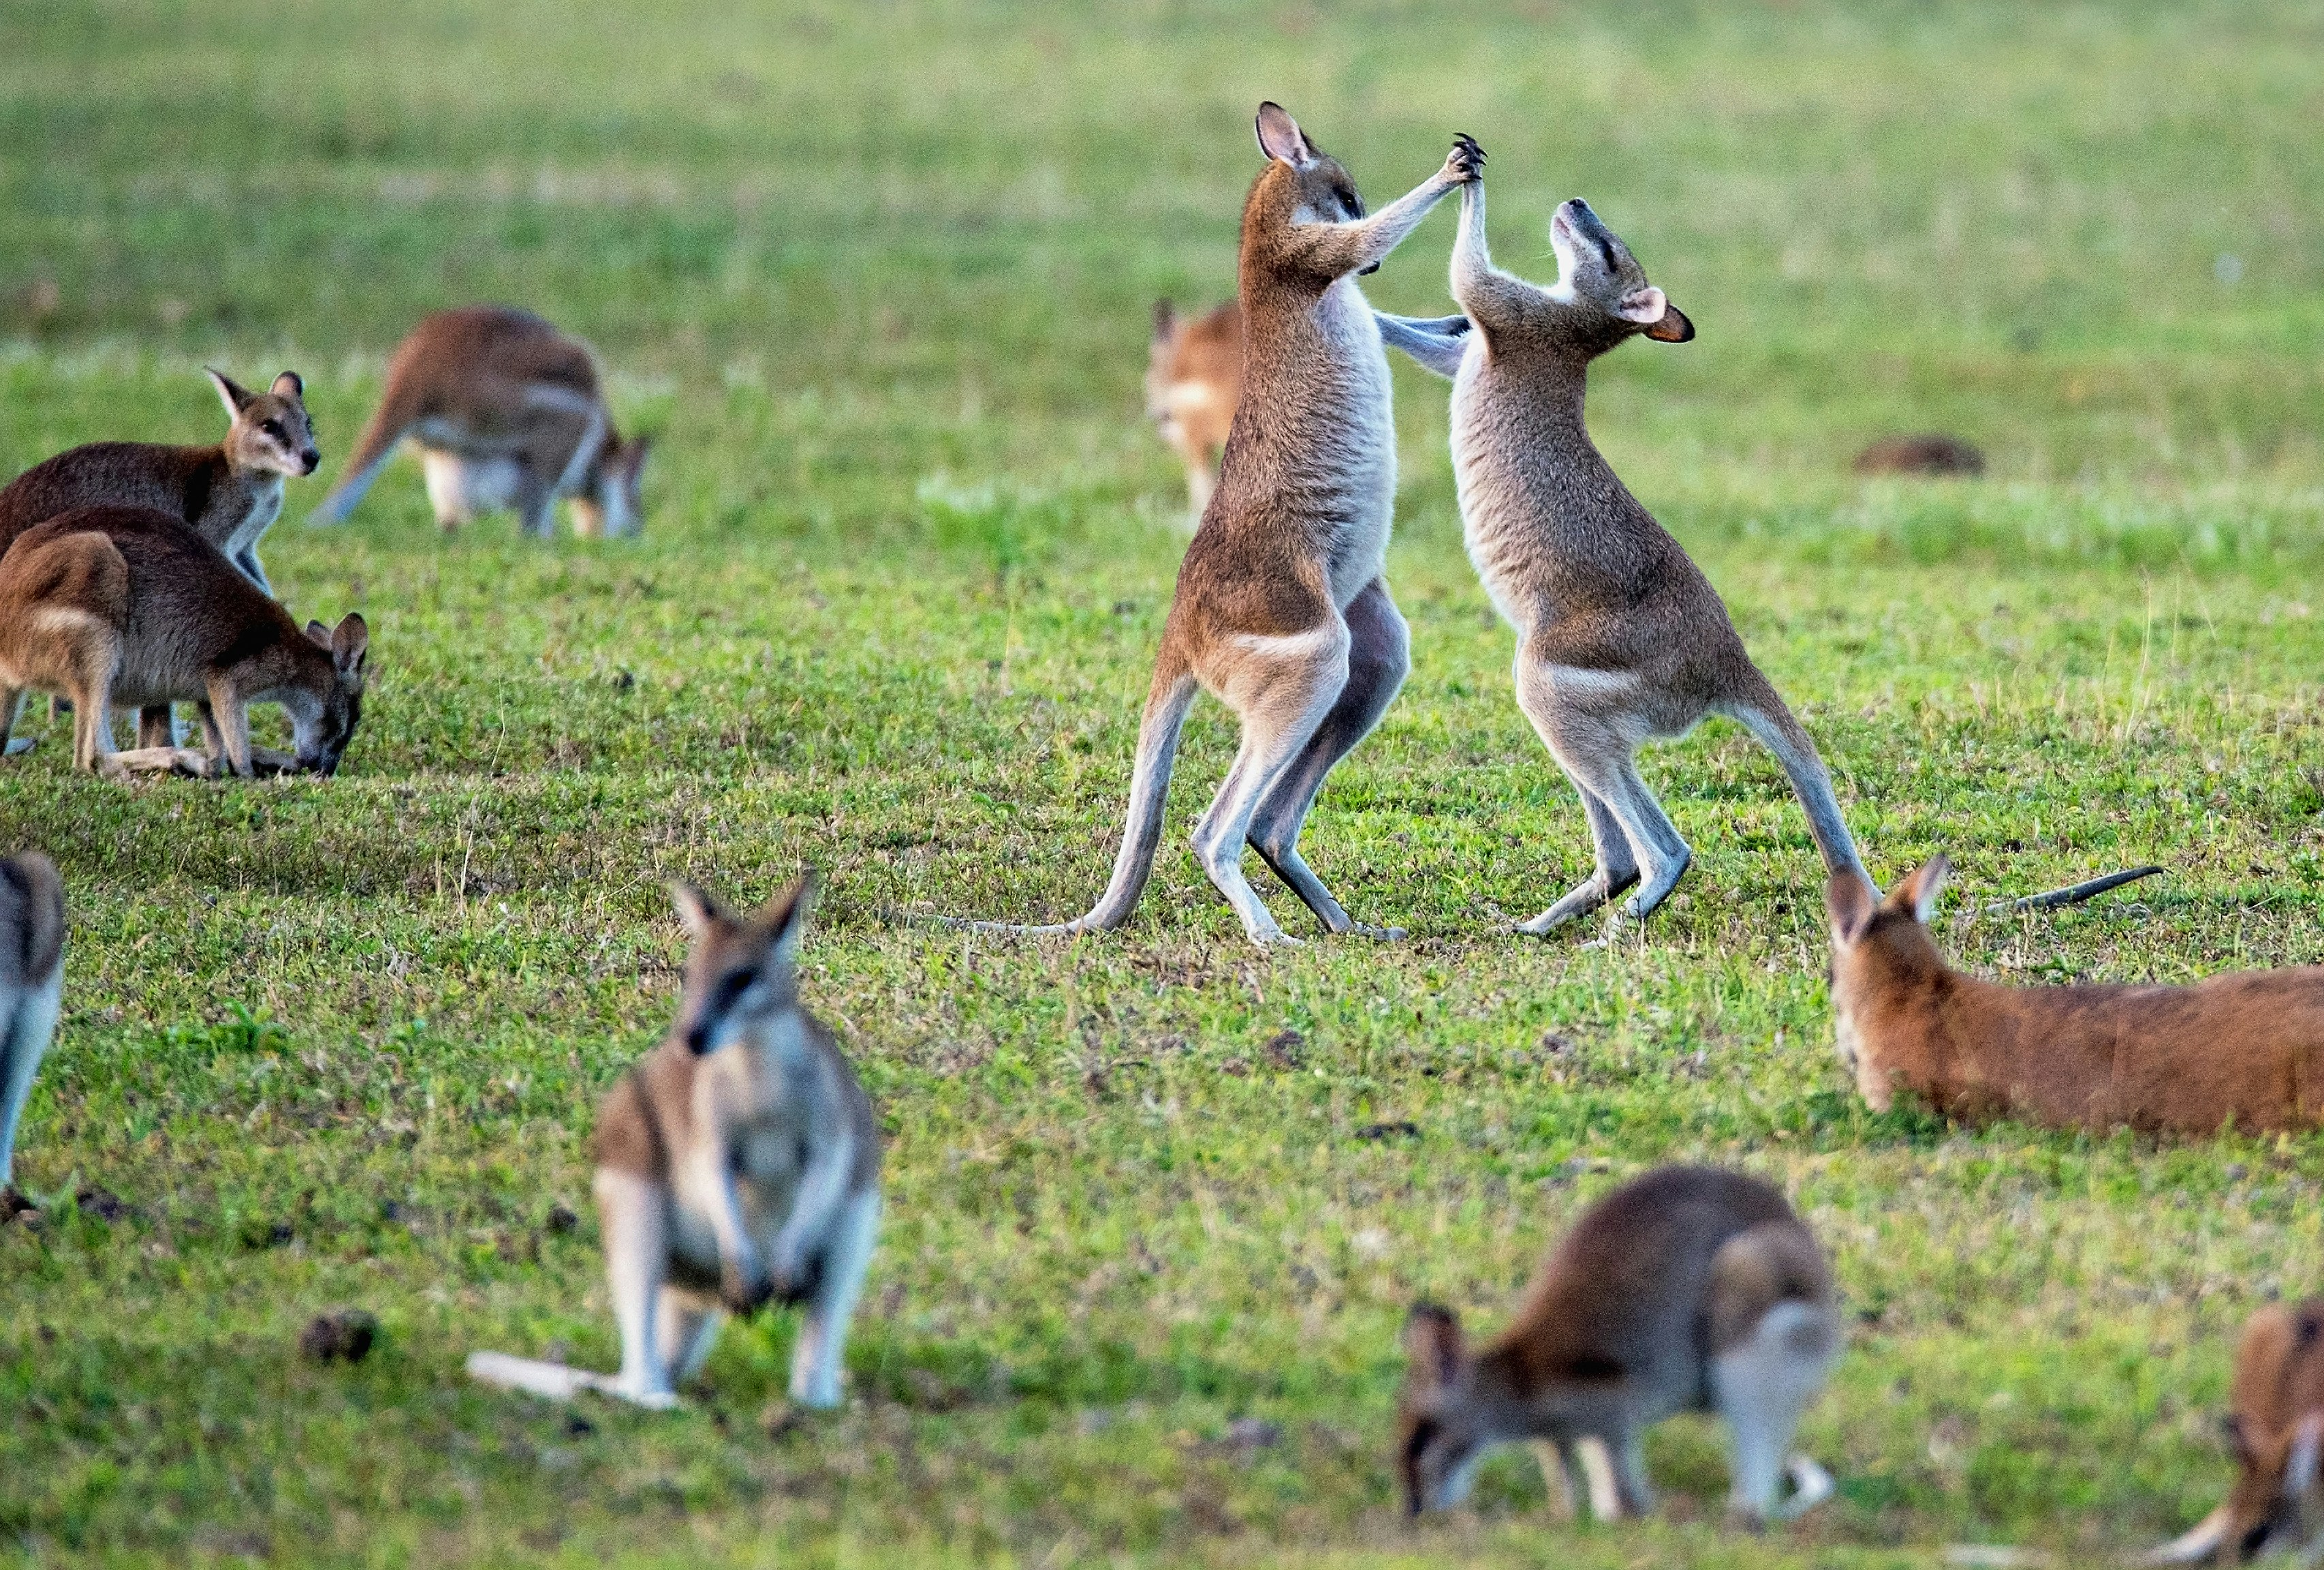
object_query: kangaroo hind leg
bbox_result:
[789,1189,879,1409]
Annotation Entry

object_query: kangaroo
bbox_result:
[310,306,650,539]
[0,507,368,778]
[0,851,65,1218]
[1398,1165,1839,1526]
[2143,1300,2324,1565]
[467,875,881,1410]
[949,108,1481,946]
[1381,179,1867,932]
[1146,298,1242,520]
[1827,855,2324,1133]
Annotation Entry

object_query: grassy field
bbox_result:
[5,0,2324,1564]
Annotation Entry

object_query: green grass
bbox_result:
[5,0,2324,1564]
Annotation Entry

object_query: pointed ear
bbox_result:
[207,367,255,418]
[330,612,368,676]
[1152,299,1178,343]
[1827,870,1878,947]
[1614,285,1667,325]
[755,872,817,967]
[1644,302,1695,343]
[1887,855,1951,924]
[1254,102,1317,168]
[1402,1303,1466,1392]
[305,619,332,648]
[670,880,727,941]
[624,435,652,475]
[270,371,304,403]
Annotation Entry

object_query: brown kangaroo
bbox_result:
[1146,298,1241,520]
[0,507,368,778]
[952,107,1480,946]
[2141,1300,2324,1565]
[1828,855,2324,1133]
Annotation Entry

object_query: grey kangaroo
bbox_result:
[952,108,1481,946]
[1383,178,1868,931]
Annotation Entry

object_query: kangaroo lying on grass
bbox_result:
[1398,1165,1838,1527]
[0,507,368,778]
[1146,297,1241,521]
[0,851,64,1218]
[469,875,881,1409]
[2141,1299,2324,1565]
[1381,178,1868,932]
[1828,855,2324,1133]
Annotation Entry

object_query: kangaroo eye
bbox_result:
[262,420,284,438]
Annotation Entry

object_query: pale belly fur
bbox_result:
[1312,278,1397,608]
[1447,356,1541,635]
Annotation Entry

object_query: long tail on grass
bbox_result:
[924,655,1198,936]
[308,390,417,525]
[465,1351,673,1409]
[1721,680,1869,886]
[2131,1504,2230,1566]
[2004,865,2165,913]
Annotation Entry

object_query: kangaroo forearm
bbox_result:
[1449,183,1534,328]
[1375,313,1470,379]
[1293,173,1458,277]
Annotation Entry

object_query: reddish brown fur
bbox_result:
[1853,435,1985,477]
[2145,1302,2324,1563]
[1829,856,2324,1133]
[1146,298,1242,515]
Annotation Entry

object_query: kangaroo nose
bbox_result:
[301,450,321,473]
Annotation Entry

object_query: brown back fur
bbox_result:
[1829,856,2324,1133]
[1146,299,1242,505]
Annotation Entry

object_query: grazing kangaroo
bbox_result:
[468,876,881,1410]
[0,368,319,748]
[1827,855,2324,1133]
[1146,298,1241,520]
[0,507,368,778]
[310,306,650,539]
[1383,180,1866,932]
[1398,1165,1839,1526]
[2142,1300,2324,1565]
[0,851,65,1216]
[954,108,1481,946]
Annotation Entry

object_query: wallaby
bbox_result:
[1381,179,1867,932]
[0,368,318,748]
[0,851,65,1217]
[0,507,368,778]
[468,875,881,1410]
[2142,1300,2324,1565]
[1398,1165,1839,1526]
[1146,298,1241,520]
[949,108,1481,946]
[1828,855,2324,1134]
[310,306,650,539]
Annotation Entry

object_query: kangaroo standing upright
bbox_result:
[0,851,65,1216]
[309,307,650,539]
[956,108,1481,946]
[1146,298,1242,521]
[1398,1166,1839,1528]
[468,876,881,1410]
[1385,180,1866,931]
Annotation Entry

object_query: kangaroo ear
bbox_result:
[1614,286,1667,325]
[207,367,255,418]
[756,871,818,967]
[305,619,331,648]
[1152,299,1178,343]
[1827,870,1878,947]
[1255,102,1317,168]
[1402,1303,1466,1392]
[330,612,369,676]
[271,371,304,402]
[1643,301,1695,343]
[1888,855,1951,924]
[670,880,727,941]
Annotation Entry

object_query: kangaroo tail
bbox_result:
[308,394,414,526]
[1723,680,1867,885]
[466,1351,658,1405]
[941,655,1199,936]
[2131,1504,2230,1566]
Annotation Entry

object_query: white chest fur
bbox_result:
[1312,278,1397,607]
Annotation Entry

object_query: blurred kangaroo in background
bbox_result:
[469,875,881,1410]
[1146,298,1241,520]
[0,851,63,1218]
[952,108,1481,946]
[0,368,319,747]
[310,306,650,539]
[1385,178,1866,931]
[1398,1166,1839,1528]
[2141,1299,2324,1565]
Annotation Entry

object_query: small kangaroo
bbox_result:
[953,108,1480,946]
[1828,855,2324,1133]
[1146,298,1242,520]
[2143,1300,2324,1565]
[468,875,881,1409]
[310,306,650,539]
[0,507,368,778]
[0,851,65,1217]
[1398,1165,1839,1526]
[1383,179,1867,931]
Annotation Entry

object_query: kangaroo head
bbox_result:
[1538,199,1693,356]
[210,368,320,480]
[576,434,651,539]
[292,613,369,776]
[1396,1303,1494,1515]
[2220,1303,2324,1559]
[671,873,814,1058]
[1253,103,1373,266]
[1825,857,1949,1111]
